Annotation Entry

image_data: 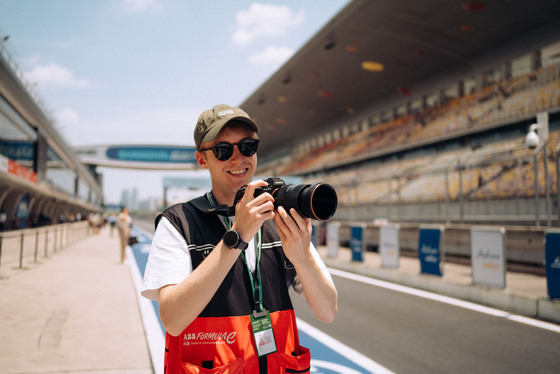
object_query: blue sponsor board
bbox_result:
[350,225,365,262]
[418,226,444,276]
[106,145,197,163]
[545,229,560,299]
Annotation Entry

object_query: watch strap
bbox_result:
[223,229,248,250]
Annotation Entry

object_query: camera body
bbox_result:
[233,177,286,207]
[233,177,337,221]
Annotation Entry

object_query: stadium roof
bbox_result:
[240,0,560,161]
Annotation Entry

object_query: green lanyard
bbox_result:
[207,192,264,313]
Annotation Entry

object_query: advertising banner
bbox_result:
[545,229,560,299]
[380,224,400,268]
[471,227,506,289]
[326,222,340,258]
[418,225,444,276]
[350,224,366,262]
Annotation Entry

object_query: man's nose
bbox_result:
[229,145,243,161]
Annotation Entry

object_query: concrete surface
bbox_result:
[0,226,153,374]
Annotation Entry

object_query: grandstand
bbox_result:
[242,1,560,227]
[275,61,560,225]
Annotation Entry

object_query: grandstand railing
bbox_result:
[0,34,56,125]
[328,138,558,226]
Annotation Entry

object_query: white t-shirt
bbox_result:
[141,216,333,302]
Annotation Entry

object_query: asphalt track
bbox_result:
[130,221,560,374]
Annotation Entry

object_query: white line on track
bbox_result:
[296,318,395,374]
[328,267,560,334]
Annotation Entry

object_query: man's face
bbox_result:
[195,125,258,203]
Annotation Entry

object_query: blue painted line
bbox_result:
[129,227,164,333]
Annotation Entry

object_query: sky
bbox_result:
[0,0,349,205]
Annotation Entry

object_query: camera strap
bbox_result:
[206,204,235,216]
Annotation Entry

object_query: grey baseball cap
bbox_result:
[194,104,259,150]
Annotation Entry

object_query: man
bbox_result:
[142,104,337,373]
[117,207,131,263]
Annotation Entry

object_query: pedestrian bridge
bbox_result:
[73,143,198,170]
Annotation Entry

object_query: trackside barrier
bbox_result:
[0,221,92,279]
[471,226,506,289]
[545,229,560,299]
[350,223,366,262]
[326,222,340,258]
[379,223,400,268]
[418,225,445,276]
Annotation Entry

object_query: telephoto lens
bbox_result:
[233,178,338,220]
[274,182,337,220]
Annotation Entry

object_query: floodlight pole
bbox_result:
[528,113,551,227]
[533,142,550,227]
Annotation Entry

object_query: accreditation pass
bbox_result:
[250,309,277,357]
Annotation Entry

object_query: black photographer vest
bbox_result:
[156,194,311,373]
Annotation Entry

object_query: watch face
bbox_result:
[224,230,239,248]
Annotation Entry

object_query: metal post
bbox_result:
[458,165,464,223]
[396,175,401,221]
[34,230,39,263]
[534,151,539,226]
[387,177,392,220]
[444,168,450,223]
[556,145,560,226]
[534,146,543,227]
[0,235,3,277]
[19,232,24,269]
[544,146,551,226]
[44,229,49,258]
[54,228,58,253]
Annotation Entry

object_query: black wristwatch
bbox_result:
[223,230,249,251]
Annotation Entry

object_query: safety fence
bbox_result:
[0,221,92,278]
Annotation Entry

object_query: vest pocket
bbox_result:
[179,357,243,373]
[279,346,311,373]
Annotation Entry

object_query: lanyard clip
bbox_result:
[253,309,267,319]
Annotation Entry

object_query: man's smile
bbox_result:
[228,168,248,175]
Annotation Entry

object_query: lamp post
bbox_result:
[526,112,550,226]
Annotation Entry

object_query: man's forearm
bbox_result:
[158,243,241,336]
[294,259,338,323]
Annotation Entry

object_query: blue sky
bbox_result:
[0,0,348,204]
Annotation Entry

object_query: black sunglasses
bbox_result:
[199,138,259,161]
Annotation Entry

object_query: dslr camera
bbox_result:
[233,177,338,221]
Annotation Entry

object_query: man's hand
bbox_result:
[274,206,313,265]
[232,180,276,242]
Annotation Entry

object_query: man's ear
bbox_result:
[195,151,209,169]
